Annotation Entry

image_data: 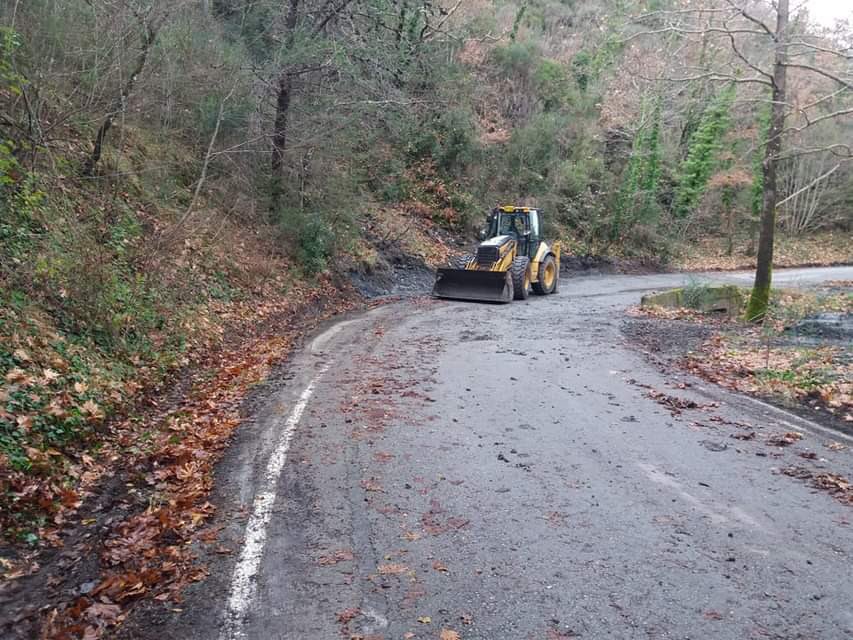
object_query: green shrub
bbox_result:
[288,210,334,274]
[405,107,478,174]
[533,59,571,111]
[571,51,592,92]
[611,99,663,241]
[194,92,253,140]
[491,40,540,78]
[504,112,568,191]
[0,176,46,269]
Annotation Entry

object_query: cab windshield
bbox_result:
[489,213,527,239]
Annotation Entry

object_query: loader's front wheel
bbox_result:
[511,256,530,300]
[533,254,558,295]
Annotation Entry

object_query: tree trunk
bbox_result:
[268,0,301,217]
[745,0,788,322]
[83,19,158,176]
[270,72,293,215]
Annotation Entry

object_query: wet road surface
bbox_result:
[125,267,853,640]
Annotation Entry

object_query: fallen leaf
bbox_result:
[378,563,409,575]
[417,616,432,624]
[5,368,30,383]
[81,399,104,419]
[85,602,122,623]
[440,630,460,640]
[337,608,361,624]
[730,431,756,441]
[361,478,383,492]
[318,549,354,565]
[766,431,803,446]
[546,629,579,639]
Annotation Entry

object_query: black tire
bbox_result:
[510,256,530,300]
[532,254,557,295]
[452,253,473,269]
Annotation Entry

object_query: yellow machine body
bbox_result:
[432,206,561,303]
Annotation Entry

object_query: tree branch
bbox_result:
[723,0,775,39]
[638,70,772,86]
[725,24,773,81]
[421,0,466,42]
[785,40,853,59]
[775,163,840,207]
[777,143,853,160]
[622,25,770,43]
[785,106,853,134]
[798,86,848,111]
[313,0,357,35]
[780,62,853,89]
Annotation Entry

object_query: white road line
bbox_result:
[638,462,729,525]
[736,394,853,445]
[219,365,329,640]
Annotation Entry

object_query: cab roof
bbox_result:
[496,205,539,213]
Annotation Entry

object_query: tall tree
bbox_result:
[745,0,788,321]
[628,0,853,321]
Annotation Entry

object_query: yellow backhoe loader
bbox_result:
[433,206,560,303]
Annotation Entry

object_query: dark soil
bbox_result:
[621,317,717,365]
[561,254,665,276]
[784,312,853,344]
[349,237,436,298]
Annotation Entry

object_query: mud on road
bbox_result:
[119,267,853,639]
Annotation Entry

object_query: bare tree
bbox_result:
[778,153,839,234]
[83,5,164,176]
[628,0,852,320]
[746,0,789,321]
[263,0,454,215]
[267,0,360,214]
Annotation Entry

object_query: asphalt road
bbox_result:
[126,266,853,640]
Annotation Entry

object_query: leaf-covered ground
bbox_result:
[675,231,852,271]
[628,284,853,426]
[1,275,360,638]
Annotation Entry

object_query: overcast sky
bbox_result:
[803,0,853,26]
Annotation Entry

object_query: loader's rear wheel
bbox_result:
[511,256,530,300]
[452,254,473,269]
[532,254,558,295]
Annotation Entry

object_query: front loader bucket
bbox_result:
[432,268,512,303]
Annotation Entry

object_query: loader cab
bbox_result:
[484,206,541,258]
